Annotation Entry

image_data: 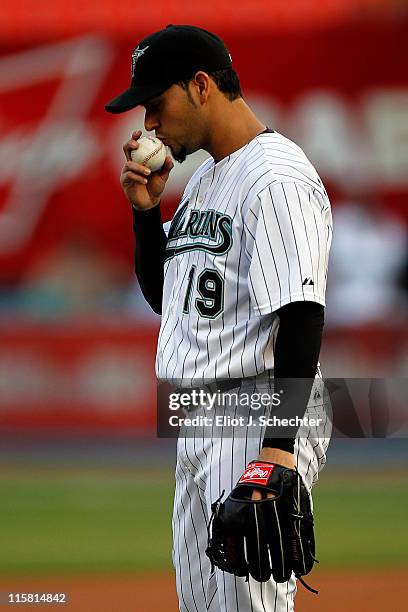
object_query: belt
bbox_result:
[191,378,243,395]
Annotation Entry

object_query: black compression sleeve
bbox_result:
[262,301,325,453]
[133,205,167,315]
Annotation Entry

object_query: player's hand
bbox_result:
[121,130,174,211]
[251,489,276,500]
[251,448,296,501]
[206,461,316,585]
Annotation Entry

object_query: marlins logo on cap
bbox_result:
[131,46,149,78]
[105,25,233,114]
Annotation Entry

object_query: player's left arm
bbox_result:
[243,180,331,488]
[257,300,324,470]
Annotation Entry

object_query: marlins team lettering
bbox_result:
[165,205,233,260]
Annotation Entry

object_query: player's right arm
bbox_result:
[121,130,174,314]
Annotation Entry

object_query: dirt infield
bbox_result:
[1,568,406,611]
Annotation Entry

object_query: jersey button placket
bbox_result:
[195,177,211,209]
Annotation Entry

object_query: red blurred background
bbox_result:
[0,1,407,434]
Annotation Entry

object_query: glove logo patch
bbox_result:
[238,462,275,486]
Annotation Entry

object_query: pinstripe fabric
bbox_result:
[172,378,330,611]
[161,130,332,611]
[156,131,332,385]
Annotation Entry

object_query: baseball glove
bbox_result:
[206,461,318,593]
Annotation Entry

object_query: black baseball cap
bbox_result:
[105,24,233,114]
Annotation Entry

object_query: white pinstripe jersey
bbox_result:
[156,131,332,385]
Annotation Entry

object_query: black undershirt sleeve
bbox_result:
[132,205,167,315]
[262,301,325,453]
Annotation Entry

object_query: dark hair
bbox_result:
[177,68,243,101]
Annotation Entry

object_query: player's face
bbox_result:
[142,84,206,163]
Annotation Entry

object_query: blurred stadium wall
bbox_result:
[0,1,407,439]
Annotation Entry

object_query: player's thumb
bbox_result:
[158,156,174,182]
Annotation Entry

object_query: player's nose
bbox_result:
[144,110,160,133]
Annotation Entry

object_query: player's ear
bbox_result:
[192,71,211,104]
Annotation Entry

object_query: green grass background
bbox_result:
[0,467,407,576]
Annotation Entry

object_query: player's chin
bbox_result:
[172,145,188,164]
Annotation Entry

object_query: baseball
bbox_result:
[131,136,166,172]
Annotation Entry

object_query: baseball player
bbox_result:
[106,25,332,612]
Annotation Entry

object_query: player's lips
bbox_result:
[158,137,175,153]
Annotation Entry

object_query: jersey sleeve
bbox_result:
[163,220,171,236]
[245,181,332,315]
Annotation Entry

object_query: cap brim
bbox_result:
[105,83,170,114]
